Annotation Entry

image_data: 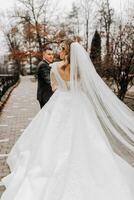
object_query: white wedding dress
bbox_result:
[1,42,134,200]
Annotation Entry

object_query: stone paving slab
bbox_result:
[0,76,40,196]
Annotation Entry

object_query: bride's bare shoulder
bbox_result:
[56,61,66,74]
[50,61,61,72]
[57,61,65,69]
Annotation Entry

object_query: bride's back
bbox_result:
[50,62,71,92]
[57,62,70,82]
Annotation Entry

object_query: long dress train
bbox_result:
[1,46,134,200]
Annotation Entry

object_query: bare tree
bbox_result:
[99,0,114,63]
[105,22,134,100]
[65,3,80,36]
[0,19,24,73]
[81,0,101,51]
[15,0,49,52]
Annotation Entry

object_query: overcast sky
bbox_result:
[0,0,127,12]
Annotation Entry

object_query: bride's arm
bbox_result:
[50,71,58,92]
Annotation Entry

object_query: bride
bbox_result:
[1,39,134,200]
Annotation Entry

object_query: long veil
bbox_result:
[70,42,134,157]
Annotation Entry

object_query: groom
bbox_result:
[37,47,54,108]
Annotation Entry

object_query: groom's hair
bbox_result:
[43,46,53,52]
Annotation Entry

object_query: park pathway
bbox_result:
[0,76,40,196]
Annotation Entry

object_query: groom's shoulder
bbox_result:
[38,60,48,69]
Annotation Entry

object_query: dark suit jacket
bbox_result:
[37,60,53,105]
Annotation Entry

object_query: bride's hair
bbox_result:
[60,39,74,65]
[61,39,81,79]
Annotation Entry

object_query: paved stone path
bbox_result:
[0,76,40,196]
[0,76,134,197]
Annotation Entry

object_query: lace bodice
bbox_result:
[50,63,71,92]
